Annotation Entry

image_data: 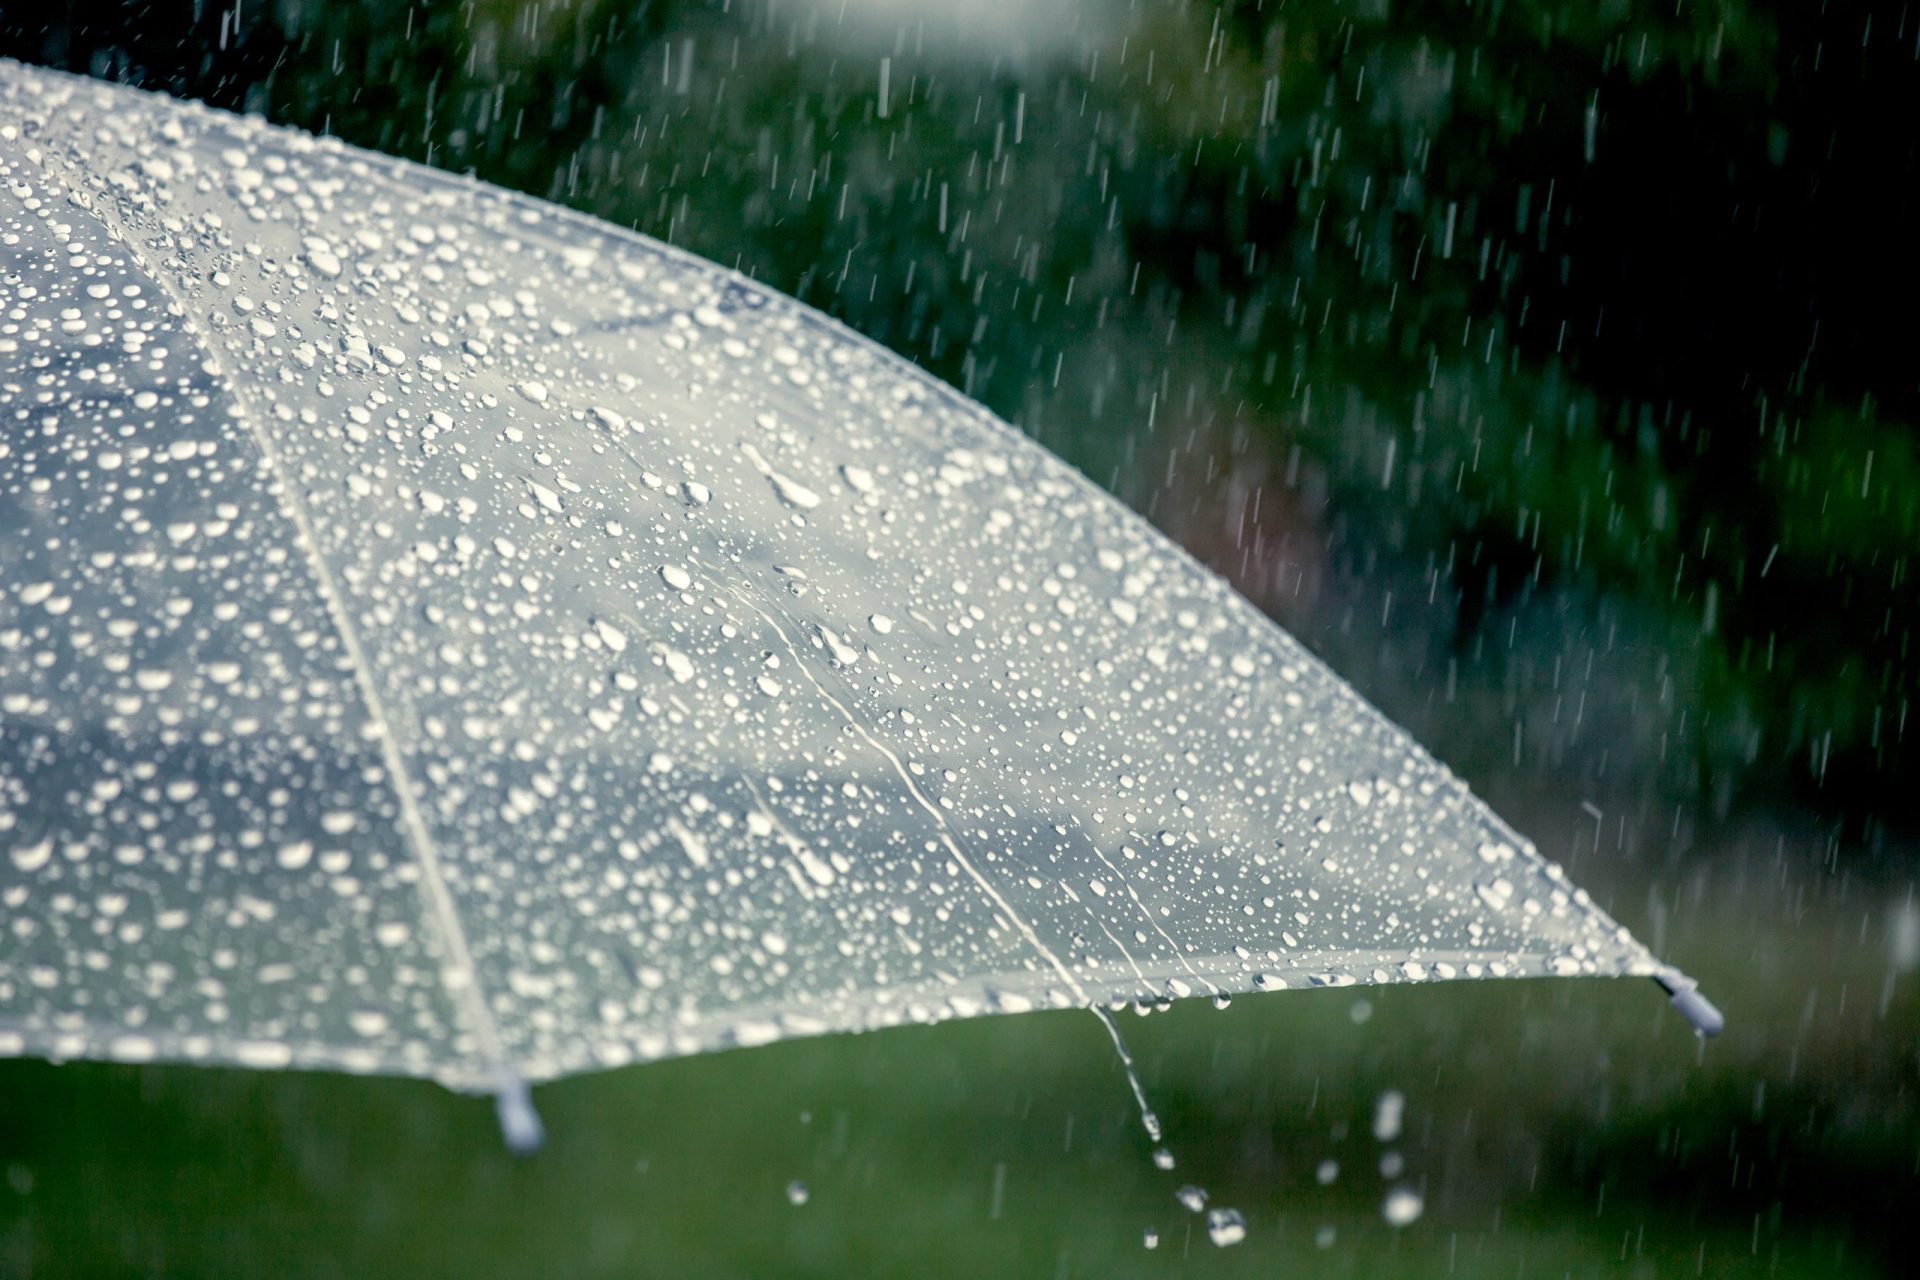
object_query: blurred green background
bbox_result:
[0,1,1914,1275]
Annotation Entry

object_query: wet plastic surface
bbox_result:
[0,63,1675,1098]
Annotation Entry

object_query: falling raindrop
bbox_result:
[1382,1186,1424,1227]
[1205,1208,1247,1247]
[1372,1090,1405,1143]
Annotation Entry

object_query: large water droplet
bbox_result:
[1382,1186,1425,1227]
[1205,1208,1247,1247]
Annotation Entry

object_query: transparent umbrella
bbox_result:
[0,62,1717,1153]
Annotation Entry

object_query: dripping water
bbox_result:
[1091,1004,1161,1143]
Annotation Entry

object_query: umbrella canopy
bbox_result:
[0,62,1717,1150]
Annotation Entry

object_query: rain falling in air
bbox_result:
[0,0,1913,1275]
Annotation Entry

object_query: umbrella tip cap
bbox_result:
[1653,968,1725,1038]
[495,1077,545,1156]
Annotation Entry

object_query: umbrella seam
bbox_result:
[592,402,1098,1000]
[26,115,526,1100]
[722,583,1094,1007]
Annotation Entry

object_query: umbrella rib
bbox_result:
[58,174,541,1150]
[231,424,543,1151]
[722,581,1091,1008]
[603,432,1094,1004]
